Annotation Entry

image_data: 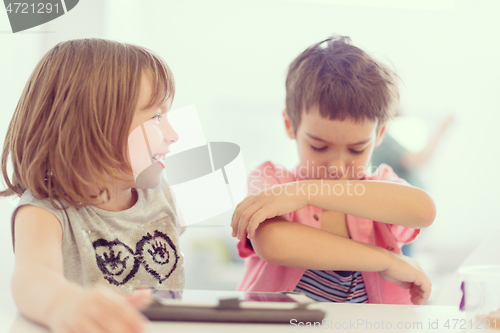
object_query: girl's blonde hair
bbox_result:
[0,38,175,209]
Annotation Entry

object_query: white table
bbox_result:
[7,303,477,333]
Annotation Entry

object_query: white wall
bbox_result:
[101,0,500,249]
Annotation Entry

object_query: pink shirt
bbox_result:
[236,161,420,304]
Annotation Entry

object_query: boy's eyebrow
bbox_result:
[306,133,370,145]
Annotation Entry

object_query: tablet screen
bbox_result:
[145,289,324,322]
[152,289,298,307]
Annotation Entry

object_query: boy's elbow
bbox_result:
[416,192,436,228]
[423,201,437,227]
[250,221,286,264]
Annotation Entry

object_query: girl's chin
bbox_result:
[134,162,164,189]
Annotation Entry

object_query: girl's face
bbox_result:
[283,105,385,180]
[127,73,178,188]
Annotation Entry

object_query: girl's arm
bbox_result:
[250,217,431,305]
[303,179,436,228]
[12,205,148,333]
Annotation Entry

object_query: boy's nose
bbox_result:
[327,159,349,179]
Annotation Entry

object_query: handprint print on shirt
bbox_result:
[93,239,140,286]
[147,240,170,265]
[136,230,179,283]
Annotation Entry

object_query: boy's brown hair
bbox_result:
[0,38,174,209]
[285,35,399,133]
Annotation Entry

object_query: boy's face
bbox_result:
[283,105,385,180]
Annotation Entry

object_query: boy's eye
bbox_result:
[310,145,327,152]
[350,149,365,155]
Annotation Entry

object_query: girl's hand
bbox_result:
[378,252,432,305]
[231,182,308,240]
[48,286,151,333]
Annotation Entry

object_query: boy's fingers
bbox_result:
[231,200,244,228]
[231,207,240,235]
[237,205,259,240]
[231,208,242,237]
[411,295,423,305]
[396,281,412,289]
[231,198,253,237]
[412,286,424,296]
[246,211,267,239]
[409,284,425,305]
[421,282,431,303]
[412,279,431,304]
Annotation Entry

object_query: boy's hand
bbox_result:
[48,286,150,333]
[379,252,432,305]
[231,182,307,240]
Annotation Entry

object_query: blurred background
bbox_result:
[1,0,500,329]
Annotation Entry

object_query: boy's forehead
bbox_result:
[300,108,378,143]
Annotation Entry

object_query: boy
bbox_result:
[231,36,435,305]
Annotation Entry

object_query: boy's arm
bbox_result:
[12,205,147,333]
[232,179,435,240]
[250,217,390,271]
[250,217,431,305]
[304,179,436,228]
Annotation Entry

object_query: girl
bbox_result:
[1,39,183,333]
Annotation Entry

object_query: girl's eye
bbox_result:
[310,145,327,152]
[350,149,365,155]
[152,113,162,122]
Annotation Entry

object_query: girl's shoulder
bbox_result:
[11,190,67,250]
[14,190,68,225]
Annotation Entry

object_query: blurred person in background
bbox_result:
[371,107,454,256]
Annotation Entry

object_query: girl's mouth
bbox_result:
[153,152,168,160]
[152,156,165,168]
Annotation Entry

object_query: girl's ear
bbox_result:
[283,110,295,140]
[374,123,386,147]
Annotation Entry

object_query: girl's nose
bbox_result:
[159,116,178,144]
[166,124,178,144]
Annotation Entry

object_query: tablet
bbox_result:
[142,289,326,323]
